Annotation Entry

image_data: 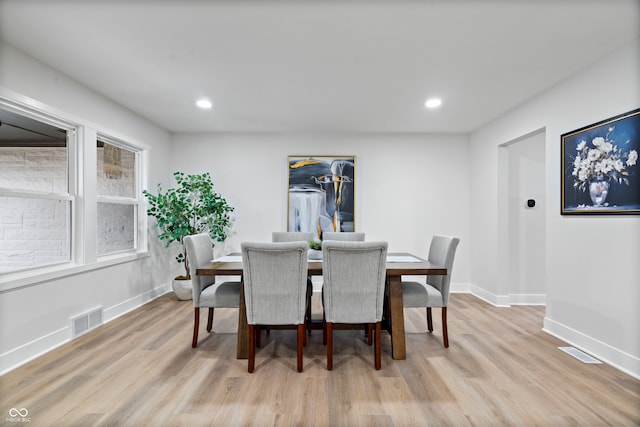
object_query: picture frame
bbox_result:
[561,108,640,215]
[287,155,355,235]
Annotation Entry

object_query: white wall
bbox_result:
[0,43,176,374]
[470,40,640,377]
[169,132,472,285]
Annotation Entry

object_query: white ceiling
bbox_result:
[1,0,639,134]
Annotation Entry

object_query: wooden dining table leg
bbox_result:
[388,274,406,360]
[236,277,248,359]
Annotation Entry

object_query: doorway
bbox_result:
[499,129,546,305]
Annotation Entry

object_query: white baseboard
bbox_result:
[462,283,511,307]
[0,282,171,376]
[509,293,546,305]
[543,316,640,380]
[463,287,637,378]
[0,327,69,376]
[103,282,172,322]
[454,283,544,307]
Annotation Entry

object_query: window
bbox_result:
[0,107,73,274]
[0,95,148,284]
[96,138,139,256]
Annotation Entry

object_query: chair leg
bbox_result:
[306,290,312,335]
[375,321,381,370]
[326,322,333,370]
[297,324,304,372]
[206,308,214,332]
[367,324,373,346]
[248,324,256,373]
[426,307,433,332]
[442,307,449,348]
[256,325,261,348]
[322,313,327,345]
[192,308,200,348]
[303,320,307,347]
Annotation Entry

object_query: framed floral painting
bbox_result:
[561,108,639,215]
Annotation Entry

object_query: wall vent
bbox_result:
[70,307,103,338]
[558,346,602,364]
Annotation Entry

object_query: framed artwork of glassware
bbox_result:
[287,156,355,235]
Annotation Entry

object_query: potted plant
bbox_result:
[308,239,322,260]
[143,171,234,300]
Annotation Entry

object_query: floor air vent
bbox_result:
[558,346,602,364]
[71,307,103,338]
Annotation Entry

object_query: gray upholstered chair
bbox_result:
[272,231,315,334]
[322,231,365,241]
[322,240,388,370]
[401,235,460,348]
[272,231,315,243]
[321,232,367,337]
[241,241,310,373]
[184,233,241,348]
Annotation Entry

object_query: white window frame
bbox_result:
[95,134,142,258]
[0,93,150,292]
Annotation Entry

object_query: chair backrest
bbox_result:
[241,241,309,325]
[427,235,460,306]
[184,233,216,306]
[322,232,365,241]
[322,241,388,323]
[272,231,315,243]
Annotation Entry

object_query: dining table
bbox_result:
[196,252,447,360]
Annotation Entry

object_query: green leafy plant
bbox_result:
[143,172,234,278]
[309,239,322,250]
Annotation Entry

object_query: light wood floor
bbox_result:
[1,293,638,427]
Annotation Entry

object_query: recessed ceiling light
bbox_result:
[196,99,212,109]
[424,98,442,109]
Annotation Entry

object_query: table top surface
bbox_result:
[197,252,446,276]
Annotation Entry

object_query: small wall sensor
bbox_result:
[526,199,535,208]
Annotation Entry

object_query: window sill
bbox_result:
[0,251,150,292]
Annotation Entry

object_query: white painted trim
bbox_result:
[509,293,546,305]
[103,282,172,322]
[0,327,69,376]
[465,283,511,307]
[466,288,636,378]
[0,252,151,292]
[458,283,545,307]
[543,316,640,380]
[0,283,172,375]
[0,88,151,151]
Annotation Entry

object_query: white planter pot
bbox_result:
[172,276,193,300]
[308,249,322,260]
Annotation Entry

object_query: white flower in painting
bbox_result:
[573,156,581,168]
[587,149,600,161]
[578,169,589,182]
[570,125,638,192]
[572,156,581,176]
[602,159,615,174]
[613,159,624,172]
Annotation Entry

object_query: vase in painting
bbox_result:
[589,176,609,207]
